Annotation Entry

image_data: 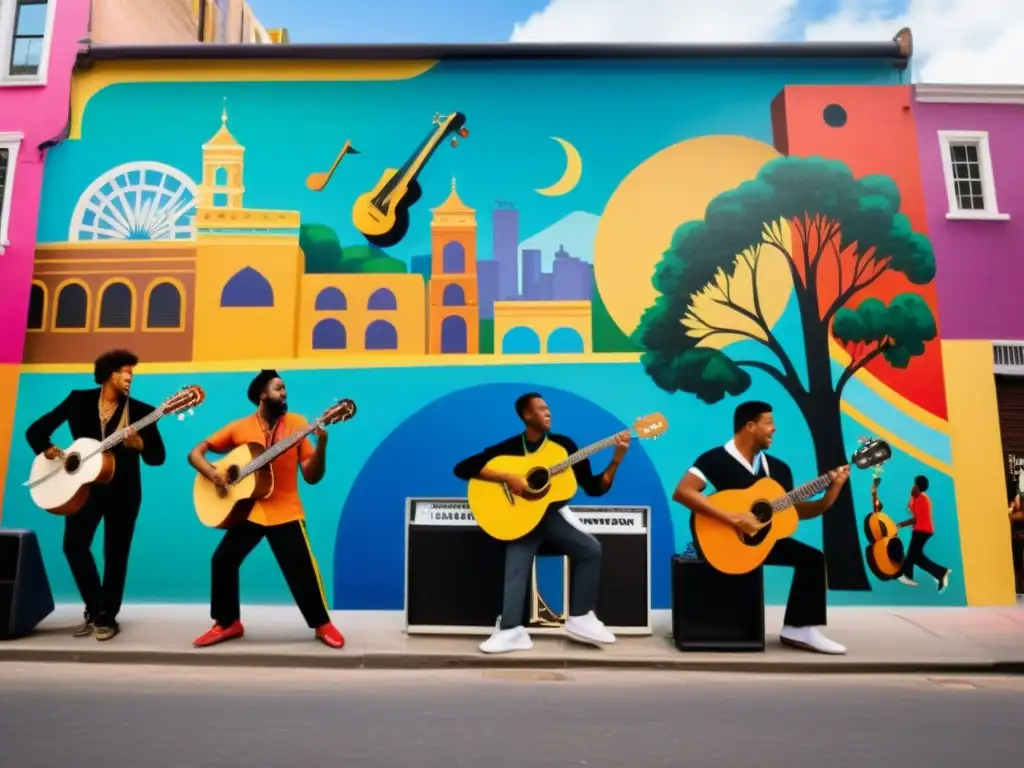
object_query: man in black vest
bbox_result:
[673,400,848,654]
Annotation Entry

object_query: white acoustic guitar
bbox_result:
[24,385,206,516]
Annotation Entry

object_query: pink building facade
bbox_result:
[0,0,89,509]
[0,0,90,364]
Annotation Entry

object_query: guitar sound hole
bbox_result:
[526,468,549,492]
[751,501,773,524]
[741,501,774,546]
[225,465,240,484]
[63,453,81,474]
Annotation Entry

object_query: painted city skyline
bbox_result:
[410,199,596,318]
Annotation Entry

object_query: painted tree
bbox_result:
[634,156,937,591]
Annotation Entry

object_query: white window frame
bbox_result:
[0,130,23,254]
[0,0,58,87]
[937,130,1010,222]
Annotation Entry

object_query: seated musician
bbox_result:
[453,392,630,654]
[672,401,849,655]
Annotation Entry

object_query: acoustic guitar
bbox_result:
[466,414,669,542]
[193,399,357,529]
[351,111,469,248]
[24,385,206,516]
[694,438,892,575]
[862,466,906,580]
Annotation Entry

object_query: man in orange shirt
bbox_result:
[187,369,344,649]
[898,475,951,593]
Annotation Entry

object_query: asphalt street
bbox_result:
[0,664,1020,767]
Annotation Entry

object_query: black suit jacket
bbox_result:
[26,388,166,504]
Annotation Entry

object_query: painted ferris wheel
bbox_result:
[69,161,199,241]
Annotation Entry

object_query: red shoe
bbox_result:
[315,622,345,649]
[193,620,244,648]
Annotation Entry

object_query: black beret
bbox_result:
[247,369,280,406]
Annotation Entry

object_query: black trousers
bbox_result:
[901,531,947,582]
[62,493,140,627]
[210,519,330,629]
[764,539,828,628]
[499,506,602,630]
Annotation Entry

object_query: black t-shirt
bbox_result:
[687,444,795,538]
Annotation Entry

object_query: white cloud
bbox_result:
[805,0,1024,83]
[509,0,798,44]
[510,0,1024,84]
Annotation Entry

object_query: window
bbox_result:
[0,132,20,251]
[0,0,54,84]
[937,131,1009,221]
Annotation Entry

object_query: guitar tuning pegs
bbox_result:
[178,413,185,421]
[188,408,195,417]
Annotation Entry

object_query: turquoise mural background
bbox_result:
[1,359,965,609]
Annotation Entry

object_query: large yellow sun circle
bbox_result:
[594,135,789,340]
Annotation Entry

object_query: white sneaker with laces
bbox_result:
[779,625,846,655]
[479,626,533,654]
[564,611,616,646]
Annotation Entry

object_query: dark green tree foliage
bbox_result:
[635,156,938,590]
[300,225,409,274]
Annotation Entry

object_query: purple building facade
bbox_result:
[914,84,1024,342]
[493,201,519,299]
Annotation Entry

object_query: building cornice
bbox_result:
[915,84,1024,105]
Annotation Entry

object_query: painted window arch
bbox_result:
[214,167,228,185]
[442,283,465,307]
[442,241,466,274]
[365,319,398,350]
[146,281,183,329]
[313,319,347,350]
[221,266,274,307]
[27,282,46,330]
[441,315,467,353]
[547,327,585,354]
[315,287,347,311]
[98,281,134,329]
[501,326,541,354]
[54,282,89,329]
[367,288,397,311]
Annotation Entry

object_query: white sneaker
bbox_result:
[779,625,846,655]
[936,569,952,593]
[564,611,616,646]
[898,576,918,587]
[479,626,533,654]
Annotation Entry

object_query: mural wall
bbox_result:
[0,55,1013,610]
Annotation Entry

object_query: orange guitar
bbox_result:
[694,438,892,575]
[863,468,906,580]
[351,111,468,248]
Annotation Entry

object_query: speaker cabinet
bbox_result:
[671,554,765,652]
[0,529,55,640]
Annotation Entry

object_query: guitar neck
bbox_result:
[99,408,163,451]
[548,432,626,476]
[771,472,834,511]
[238,421,319,479]
[376,127,447,203]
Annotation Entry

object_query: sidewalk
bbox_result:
[1,603,1022,674]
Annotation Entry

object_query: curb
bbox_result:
[2,647,1023,675]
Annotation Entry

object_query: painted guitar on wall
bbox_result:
[25,385,206,516]
[351,111,469,248]
[694,437,892,575]
[862,465,907,581]
[193,398,357,529]
[466,414,669,542]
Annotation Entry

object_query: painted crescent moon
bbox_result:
[536,136,583,197]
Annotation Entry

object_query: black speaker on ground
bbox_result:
[406,524,507,628]
[670,554,765,652]
[0,529,55,640]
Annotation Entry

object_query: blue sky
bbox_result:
[245,0,907,44]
